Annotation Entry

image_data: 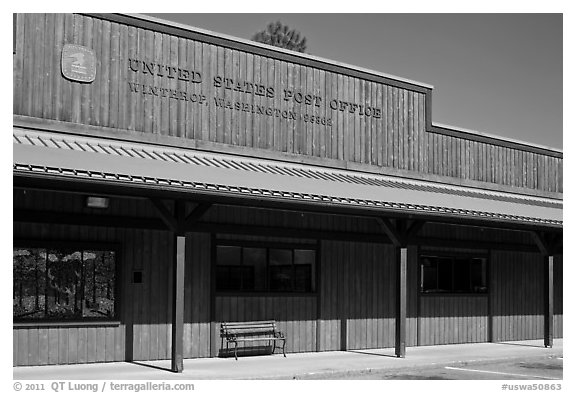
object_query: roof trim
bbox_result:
[14,115,563,201]
[13,128,562,229]
[82,13,433,93]
[129,13,436,90]
[431,122,563,156]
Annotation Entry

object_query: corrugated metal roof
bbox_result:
[13,128,562,227]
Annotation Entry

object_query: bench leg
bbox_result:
[271,339,275,354]
[282,339,286,357]
[234,342,238,361]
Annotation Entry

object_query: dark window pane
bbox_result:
[420,255,488,294]
[269,249,293,291]
[421,257,437,292]
[243,248,266,291]
[269,265,293,292]
[83,251,115,318]
[216,246,241,266]
[46,249,83,319]
[437,258,452,292]
[294,250,315,292]
[269,249,292,266]
[13,248,46,319]
[216,245,315,294]
[216,266,254,291]
[453,258,471,292]
[217,266,240,291]
[294,265,312,292]
[471,258,488,293]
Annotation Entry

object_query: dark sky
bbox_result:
[148,13,563,150]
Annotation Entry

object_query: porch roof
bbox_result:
[13,127,562,228]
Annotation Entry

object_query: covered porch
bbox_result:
[13,127,562,372]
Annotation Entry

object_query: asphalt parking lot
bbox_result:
[335,355,563,380]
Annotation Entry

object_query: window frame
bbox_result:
[13,239,121,324]
[213,239,318,295]
[418,251,489,296]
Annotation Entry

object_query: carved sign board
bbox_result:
[61,44,96,83]
[127,57,384,129]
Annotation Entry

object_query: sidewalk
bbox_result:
[13,339,562,380]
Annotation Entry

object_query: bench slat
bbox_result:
[233,337,284,342]
[222,324,276,329]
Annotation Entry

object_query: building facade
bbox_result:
[13,13,562,371]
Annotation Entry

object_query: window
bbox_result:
[13,245,117,321]
[420,254,487,294]
[216,244,316,293]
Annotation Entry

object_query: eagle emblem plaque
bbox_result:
[61,44,96,83]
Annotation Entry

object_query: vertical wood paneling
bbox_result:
[490,251,554,342]
[38,328,49,365]
[380,85,387,166]
[13,13,25,115]
[14,13,562,193]
[319,241,397,351]
[387,86,394,168]
[67,327,78,364]
[31,14,46,118]
[418,296,488,345]
[100,20,111,128]
[553,254,563,338]
[41,14,55,120]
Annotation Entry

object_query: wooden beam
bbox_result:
[184,202,212,228]
[551,233,563,254]
[14,209,166,230]
[150,199,178,232]
[412,236,540,254]
[406,220,426,239]
[395,247,407,358]
[14,209,546,252]
[376,217,402,246]
[15,176,564,232]
[174,199,187,234]
[530,231,550,255]
[171,235,186,372]
[544,255,554,348]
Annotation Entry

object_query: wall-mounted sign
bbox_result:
[127,57,383,130]
[61,44,96,83]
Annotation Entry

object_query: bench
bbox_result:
[220,320,286,360]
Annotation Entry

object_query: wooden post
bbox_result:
[544,255,554,348]
[171,235,186,372]
[530,231,557,349]
[151,200,211,371]
[377,218,423,358]
[396,247,407,358]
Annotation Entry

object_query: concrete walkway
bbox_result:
[14,339,562,380]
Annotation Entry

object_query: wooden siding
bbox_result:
[553,254,563,338]
[490,251,563,341]
[418,296,489,345]
[318,241,417,351]
[183,233,211,359]
[419,223,535,247]
[13,13,562,193]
